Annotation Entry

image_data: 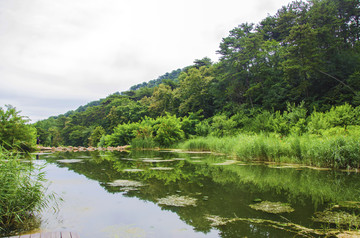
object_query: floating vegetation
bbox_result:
[108,180,144,188]
[249,201,294,214]
[157,195,197,207]
[142,159,174,163]
[331,201,360,211]
[150,167,173,171]
[212,160,237,166]
[205,215,342,237]
[206,215,229,226]
[190,160,203,163]
[121,158,137,161]
[76,156,92,159]
[312,211,360,227]
[149,167,174,171]
[304,166,331,171]
[122,169,144,173]
[57,159,83,163]
[172,158,186,161]
[337,231,360,237]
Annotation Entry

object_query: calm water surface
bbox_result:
[32,150,360,238]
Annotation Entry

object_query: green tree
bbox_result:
[0,105,37,151]
[174,66,214,117]
[88,126,106,147]
[148,84,174,117]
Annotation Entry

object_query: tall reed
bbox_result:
[178,126,360,168]
[0,147,54,236]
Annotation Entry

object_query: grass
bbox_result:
[0,147,54,236]
[130,137,159,149]
[178,126,360,169]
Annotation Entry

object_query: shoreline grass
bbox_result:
[0,147,55,236]
[178,126,360,169]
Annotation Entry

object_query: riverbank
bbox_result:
[36,145,131,153]
[178,127,360,169]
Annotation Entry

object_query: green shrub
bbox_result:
[327,103,356,128]
[180,112,201,138]
[307,111,330,135]
[210,114,237,137]
[154,114,184,147]
[195,120,211,137]
[102,122,140,146]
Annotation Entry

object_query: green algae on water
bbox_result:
[312,210,360,227]
[157,195,197,207]
[108,180,144,187]
[249,201,294,214]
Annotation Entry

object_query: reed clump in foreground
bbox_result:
[179,126,360,169]
[0,147,55,236]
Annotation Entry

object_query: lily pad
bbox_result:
[249,201,294,214]
[157,195,197,207]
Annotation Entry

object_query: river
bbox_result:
[31,150,360,238]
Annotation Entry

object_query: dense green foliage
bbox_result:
[0,105,37,151]
[179,104,360,168]
[0,148,52,236]
[34,0,360,161]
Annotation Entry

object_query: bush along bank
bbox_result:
[94,103,360,169]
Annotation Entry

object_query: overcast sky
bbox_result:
[0,0,293,122]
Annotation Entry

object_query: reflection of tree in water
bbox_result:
[42,151,360,238]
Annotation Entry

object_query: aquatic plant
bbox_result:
[0,148,54,236]
[312,211,360,228]
[249,201,294,214]
[205,214,357,237]
[108,179,144,187]
[157,195,197,207]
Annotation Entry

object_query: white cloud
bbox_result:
[0,0,293,121]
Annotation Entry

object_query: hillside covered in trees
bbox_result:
[34,0,360,148]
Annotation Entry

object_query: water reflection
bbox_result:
[39,151,360,238]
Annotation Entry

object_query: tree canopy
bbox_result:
[34,0,360,147]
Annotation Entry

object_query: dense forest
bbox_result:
[34,0,360,149]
